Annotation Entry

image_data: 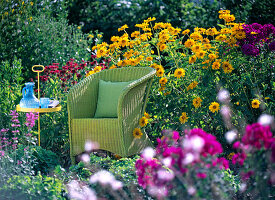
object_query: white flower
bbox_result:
[90,170,115,186]
[157,169,175,181]
[187,186,196,195]
[225,130,237,143]
[67,180,97,200]
[258,114,274,127]
[81,153,90,163]
[183,153,195,165]
[217,89,230,103]
[85,141,99,152]
[183,136,205,152]
[161,157,172,168]
[142,147,156,160]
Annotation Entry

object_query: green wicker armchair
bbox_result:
[67,67,156,163]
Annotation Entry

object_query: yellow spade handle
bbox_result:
[32,65,44,100]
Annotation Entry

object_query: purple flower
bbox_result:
[269,41,275,51]
[241,44,260,56]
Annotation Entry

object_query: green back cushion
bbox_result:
[94,80,131,118]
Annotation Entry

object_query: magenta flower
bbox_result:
[196,172,207,179]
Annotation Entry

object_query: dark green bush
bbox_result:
[67,0,221,42]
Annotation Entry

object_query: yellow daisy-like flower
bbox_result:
[139,117,148,127]
[133,128,143,139]
[97,47,107,58]
[118,24,129,32]
[212,61,221,70]
[234,31,246,39]
[159,77,168,85]
[85,70,95,77]
[227,152,235,160]
[109,65,117,69]
[179,112,189,124]
[182,29,190,35]
[30,2,34,6]
[251,99,260,108]
[189,55,197,64]
[209,102,220,113]
[193,97,202,108]
[93,66,102,73]
[144,112,150,119]
[208,53,217,61]
[191,44,202,53]
[196,51,206,59]
[201,38,210,44]
[156,68,165,77]
[184,39,195,48]
[159,43,167,51]
[222,61,234,73]
[174,68,185,78]
[187,81,198,91]
[146,57,153,61]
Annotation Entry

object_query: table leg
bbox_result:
[38,113,40,146]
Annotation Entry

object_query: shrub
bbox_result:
[0,174,66,200]
[0,0,96,78]
[0,59,23,128]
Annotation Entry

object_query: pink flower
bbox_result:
[172,131,180,141]
[232,152,247,166]
[196,172,207,179]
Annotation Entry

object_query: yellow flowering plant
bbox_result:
[91,11,274,148]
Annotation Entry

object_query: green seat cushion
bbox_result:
[94,80,131,118]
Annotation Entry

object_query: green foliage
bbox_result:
[67,0,221,42]
[0,0,93,78]
[0,59,23,128]
[0,174,66,200]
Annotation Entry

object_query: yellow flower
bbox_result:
[191,43,202,53]
[159,77,168,85]
[212,61,221,70]
[190,32,203,41]
[196,51,206,59]
[86,70,95,77]
[146,57,153,61]
[159,43,167,51]
[179,112,189,124]
[189,55,197,64]
[164,91,171,96]
[205,28,218,36]
[97,34,103,38]
[215,34,227,42]
[227,152,235,160]
[111,36,119,42]
[219,10,230,14]
[223,14,235,23]
[30,2,34,6]
[119,36,129,47]
[187,81,198,91]
[97,47,107,58]
[4,12,8,16]
[193,97,202,108]
[201,38,210,44]
[29,17,32,21]
[174,68,185,78]
[139,117,148,127]
[144,112,150,119]
[133,128,143,139]
[204,43,212,50]
[77,26,81,30]
[222,61,234,73]
[182,29,190,35]
[236,102,240,105]
[88,34,94,38]
[184,39,195,48]
[109,65,117,69]
[208,53,217,61]
[209,102,220,113]
[93,66,102,73]
[156,68,165,77]
[118,24,128,32]
[234,31,246,39]
[251,99,260,108]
